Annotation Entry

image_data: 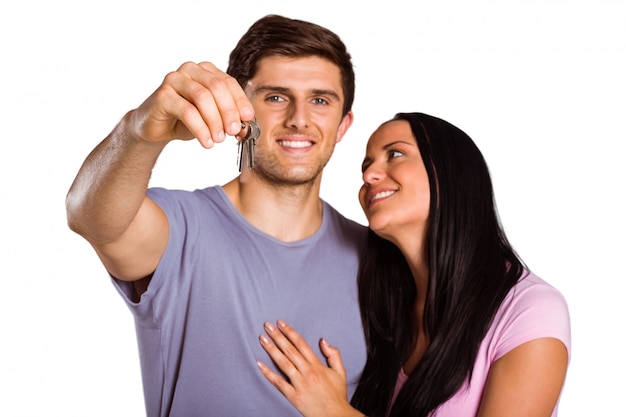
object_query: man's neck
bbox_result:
[222,176,324,242]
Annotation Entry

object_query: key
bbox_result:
[237,120,260,172]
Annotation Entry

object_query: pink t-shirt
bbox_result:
[388,271,571,416]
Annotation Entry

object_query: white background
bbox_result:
[1,0,624,415]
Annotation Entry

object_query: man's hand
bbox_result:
[128,61,255,148]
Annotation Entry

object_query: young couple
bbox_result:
[66,14,570,417]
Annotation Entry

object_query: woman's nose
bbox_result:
[362,163,383,185]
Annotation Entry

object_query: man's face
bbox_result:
[243,55,353,186]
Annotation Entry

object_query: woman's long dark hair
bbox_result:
[351,113,525,416]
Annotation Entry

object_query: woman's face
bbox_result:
[359,120,430,243]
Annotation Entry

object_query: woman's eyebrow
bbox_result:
[383,140,414,149]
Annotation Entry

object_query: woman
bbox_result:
[257,112,570,417]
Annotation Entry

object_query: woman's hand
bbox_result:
[257,320,365,417]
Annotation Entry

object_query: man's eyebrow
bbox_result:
[252,85,290,95]
[310,89,341,101]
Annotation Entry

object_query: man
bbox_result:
[66,14,367,416]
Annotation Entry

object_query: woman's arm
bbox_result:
[257,320,366,417]
[477,337,568,417]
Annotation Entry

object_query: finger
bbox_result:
[263,322,310,371]
[196,62,255,135]
[149,85,215,148]
[131,83,213,148]
[164,65,229,144]
[259,332,301,381]
[320,338,346,378]
[275,320,323,365]
[198,62,255,122]
[256,360,295,398]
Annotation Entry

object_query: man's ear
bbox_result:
[335,111,354,144]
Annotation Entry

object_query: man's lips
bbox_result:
[277,140,314,148]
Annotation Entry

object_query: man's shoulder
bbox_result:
[145,186,232,224]
[322,201,368,235]
[146,185,222,204]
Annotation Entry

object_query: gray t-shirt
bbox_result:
[113,186,367,417]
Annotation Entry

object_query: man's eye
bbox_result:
[313,97,328,105]
[267,96,284,102]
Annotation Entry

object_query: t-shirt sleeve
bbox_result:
[490,277,571,362]
[109,187,188,329]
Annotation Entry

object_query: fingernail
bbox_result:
[259,334,270,344]
[264,322,275,332]
[277,320,286,328]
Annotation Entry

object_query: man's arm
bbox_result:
[66,114,170,281]
[65,61,254,282]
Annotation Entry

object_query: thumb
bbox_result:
[320,338,346,376]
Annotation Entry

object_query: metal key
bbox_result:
[237,120,260,172]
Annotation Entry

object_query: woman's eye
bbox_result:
[389,150,403,159]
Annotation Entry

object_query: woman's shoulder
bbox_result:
[512,271,568,308]
[490,270,571,358]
